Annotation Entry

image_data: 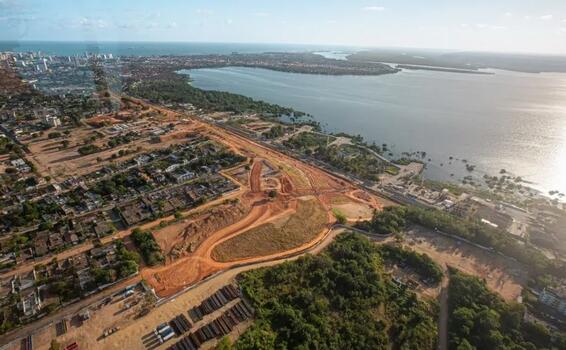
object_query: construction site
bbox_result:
[2,90,542,350]
[1,86,550,350]
[0,91,388,350]
[137,102,387,297]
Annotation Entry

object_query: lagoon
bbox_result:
[185,66,566,194]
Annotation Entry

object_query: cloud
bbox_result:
[363,6,385,12]
[254,12,270,17]
[504,12,513,17]
[117,22,136,29]
[475,23,506,30]
[72,17,109,30]
[524,15,531,20]
[540,14,553,21]
[167,22,177,28]
[145,22,158,29]
[195,9,213,16]
[0,13,36,23]
[0,0,37,23]
[226,18,233,25]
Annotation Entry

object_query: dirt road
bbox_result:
[249,160,262,193]
[131,100,388,297]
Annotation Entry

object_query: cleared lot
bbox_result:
[211,197,328,262]
[402,226,526,301]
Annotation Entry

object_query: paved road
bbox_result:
[437,274,449,350]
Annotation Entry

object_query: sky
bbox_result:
[2,0,566,54]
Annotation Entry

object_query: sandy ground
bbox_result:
[154,201,250,262]
[403,226,526,301]
[332,202,374,221]
[379,161,424,187]
[211,197,328,262]
[23,114,200,181]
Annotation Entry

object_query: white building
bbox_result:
[10,158,31,173]
[20,289,42,317]
[44,115,62,128]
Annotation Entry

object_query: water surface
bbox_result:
[185,67,566,194]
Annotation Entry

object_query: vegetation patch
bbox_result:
[332,208,347,224]
[356,206,407,235]
[359,206,565,280]
[448,270,566,350]
[284,131,335,151]
[77,144,101,155]
[131,228,165,266]
[211,199,328,262]
[233,232,437,349]
[377,244,443,285]
[128,77,298,117]
[316,144,386,181]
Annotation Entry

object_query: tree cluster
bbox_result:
[448,270,566,350]
[356,206,407,235]
[234,232,437,350]
[128,78,297,117]
[130,228,164,266]
[377,244,443,285]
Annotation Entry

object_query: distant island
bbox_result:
[121,52,399,78]
[348,48,566,74]
[395,64,494,75]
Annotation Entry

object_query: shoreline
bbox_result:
[183,67,564,202]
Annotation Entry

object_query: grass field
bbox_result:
[211,198,328,262]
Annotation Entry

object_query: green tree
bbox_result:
[216,336,233,350]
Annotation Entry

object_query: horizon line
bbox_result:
[1,39,566,57]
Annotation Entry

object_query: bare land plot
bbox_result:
[154,201,250,262]
[402,226,526,301]
[23,120,201,180]
[211,197,328,262]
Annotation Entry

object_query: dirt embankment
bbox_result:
[154,202,250,263]
[211,197,328,262]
